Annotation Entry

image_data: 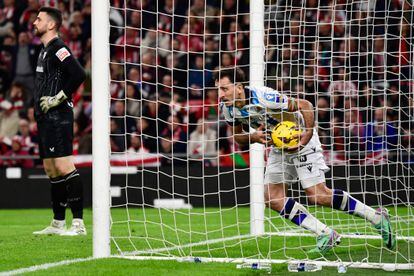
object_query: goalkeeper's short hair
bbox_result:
[38,6,62,30]
[213,68,246,85]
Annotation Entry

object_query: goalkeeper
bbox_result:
[31,7,86,236]
[214,68,395,254]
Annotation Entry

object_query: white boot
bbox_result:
[61,218,87,236]
[33,219,66,235]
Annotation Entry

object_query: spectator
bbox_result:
[19,0,40,32]
[204,38,219,69]
[126,83,141,117]
[110,63,124,99]
[220,53,234,68]
[364,107,398,153]
[1,34,16,76]
[17,118,36,154]
[13,31,39,98]
[188,118,217,164]
[141,52,156,93]
[66,23,83,60]
[159,74,172,95]
[111,100,136,134]
[176,22,202,52]
[190,0,216,18]
[371,36,387,87]
[193,88,218,121]
[0,0,15,37]
[327,68,358,98]
[159,137,173,165]
[0,82,24,138]
[127,66,145,98]
[26,107,37,135]
[140,28,156,57]
[110,118,125,153]
[128,10,141,29]
[316,97,330,147]
[343,108,364,159]
[188,55,212,99]
[136,117,157,152]
[0,20,14,37]
[0,136,34,168]
[113,27,140,63]
[127,133,149,154]
[160,114,187,154]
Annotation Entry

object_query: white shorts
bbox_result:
[264,130,330,189]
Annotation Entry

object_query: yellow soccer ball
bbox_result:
[271,121,302,149]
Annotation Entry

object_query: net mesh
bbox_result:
[108,0,414,266]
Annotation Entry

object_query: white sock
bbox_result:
[280,198,332,236]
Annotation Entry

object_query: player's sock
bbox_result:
[50,176,67,221]
[64,169,84,219]
[279,198,331,236]
[332,189,381,224]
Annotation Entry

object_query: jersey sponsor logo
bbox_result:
[55,47,71,62]
[36,66,44,72]
[296,162,312,168]
[307,165,312,172]
[49,147,55,152]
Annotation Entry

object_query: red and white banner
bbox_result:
[73,153,160,167]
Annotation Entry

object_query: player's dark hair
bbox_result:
[213,68,246,85]
[38,7,62,30]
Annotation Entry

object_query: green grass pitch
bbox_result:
[0,207,413,275]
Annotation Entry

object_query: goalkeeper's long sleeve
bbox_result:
[60,49,86,97]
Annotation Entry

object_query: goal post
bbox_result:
[92,0,111,258]
[249,0,265,237]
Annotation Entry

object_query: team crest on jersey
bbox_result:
[56,47,71,62]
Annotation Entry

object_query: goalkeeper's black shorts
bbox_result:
[36,110,74,159]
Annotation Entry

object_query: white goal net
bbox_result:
[101,0,414,270]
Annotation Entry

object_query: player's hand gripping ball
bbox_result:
[271,121,302,149]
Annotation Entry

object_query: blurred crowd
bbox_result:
[266,0,414,163]
[0,0,92,168]
[0,0,413,168]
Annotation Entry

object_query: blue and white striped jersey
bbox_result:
[221,86,304,131]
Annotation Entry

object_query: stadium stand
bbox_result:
[0,0,413,168]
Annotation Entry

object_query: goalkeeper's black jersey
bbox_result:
[34,37,86,118]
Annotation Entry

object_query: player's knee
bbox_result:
[43,163,56,178]
[44,168,55,178]
[54,162,74,176]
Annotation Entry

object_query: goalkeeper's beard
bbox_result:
[34,27,46,37]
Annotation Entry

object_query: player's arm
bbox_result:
[59,48,87,96]
[40,47,86,113]
[287,98,314,149]
[233,124,270,146]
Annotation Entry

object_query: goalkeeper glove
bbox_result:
[40,90,68,113]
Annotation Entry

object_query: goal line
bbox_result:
[118,231,414,256]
